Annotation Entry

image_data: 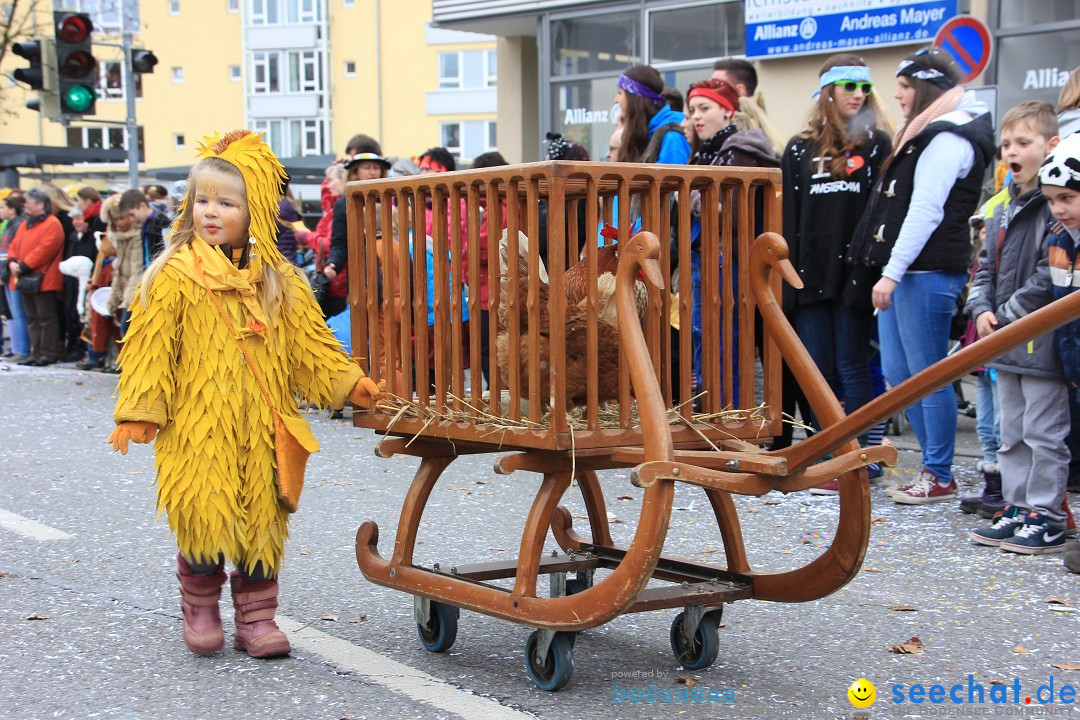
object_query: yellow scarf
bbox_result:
[170,236,271,332]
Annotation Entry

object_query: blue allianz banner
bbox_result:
[745,0,958,59]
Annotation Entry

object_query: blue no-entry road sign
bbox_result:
[934,15,992,83]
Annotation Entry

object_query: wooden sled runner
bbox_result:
[345,162,1080,690]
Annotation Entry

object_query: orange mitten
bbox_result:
[347,377,382,409]
[108,421,159,455]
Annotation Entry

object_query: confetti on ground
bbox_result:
[799,530,830,547]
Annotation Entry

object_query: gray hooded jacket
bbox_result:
[966,184,1059,378]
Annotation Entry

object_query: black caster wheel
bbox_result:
[417,601,459,653]
[670,611,720,670]
[525,631,575,691]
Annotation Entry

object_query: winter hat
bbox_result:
[1040,132,1080,193]
[169,179,188,204]
[345,144,392,171]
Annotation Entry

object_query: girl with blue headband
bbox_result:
[779,53,892,493]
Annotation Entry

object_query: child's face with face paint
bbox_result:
[192,168,250,247]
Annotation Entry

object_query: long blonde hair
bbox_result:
[140,157,304,318]
[801,54,890,178]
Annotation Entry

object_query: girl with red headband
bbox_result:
[683,76,779,405]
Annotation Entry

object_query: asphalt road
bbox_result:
[1,362,1077,720]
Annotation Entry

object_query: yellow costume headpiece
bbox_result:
[192,130,290,272]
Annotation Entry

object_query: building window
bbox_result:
[174,133,186,150]
[171,67,183,83]
[484,49,497,88]
[438,52,462,89]
[64,0,132,33]
[344,60,356,77]
[252,118,324,157]
[229,65,241,82]
[250,0,319,25]
[649,2,744,65]
[251,52,280,93]
[250,0,277,25]
[440,122,462,161]
[287,0,319,23]
[66,125,144,155]
[98,61,143,100]
[551,11,639,77]
[288,50,319,93]
[168,0,180,16]
[344,0,354,6]
[485,121,497,152]
[251,50,323,93]
[228,0,239,12]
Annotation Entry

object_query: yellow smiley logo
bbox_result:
[848,678,876,708]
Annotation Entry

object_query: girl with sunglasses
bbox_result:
[779,54,892,491]
[846,47,995,504]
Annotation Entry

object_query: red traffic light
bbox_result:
[56,13,93,43]
[59,49,95,78]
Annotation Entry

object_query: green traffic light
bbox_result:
[62,84,95,112]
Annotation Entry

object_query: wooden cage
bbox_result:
[347,161,783,452]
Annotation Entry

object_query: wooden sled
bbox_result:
[345,162,1080,690]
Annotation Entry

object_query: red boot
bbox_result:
[230,572,292,658]
[176,554,226,655]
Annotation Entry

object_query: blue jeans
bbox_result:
[877,270,967,480]
[794,298,874,430]
[4,286,30,355]
[691,250,739,407]
[974,370,1000,466]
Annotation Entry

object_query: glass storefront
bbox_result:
[994,2,1080,116]
[995,28,1080,115]
[546,0,744,160]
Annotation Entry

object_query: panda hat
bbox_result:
[1040,132,1080,193]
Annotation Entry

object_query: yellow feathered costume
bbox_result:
[113,131,365,575]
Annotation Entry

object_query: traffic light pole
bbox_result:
[123,30,138,189]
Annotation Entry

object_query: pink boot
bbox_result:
[230,573,292,658]
[176,554,226,655]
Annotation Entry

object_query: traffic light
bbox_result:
[12,37,60,120]
[131,49,158,74]
[53,11,97,117]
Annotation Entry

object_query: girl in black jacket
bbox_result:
[780,53,891,459]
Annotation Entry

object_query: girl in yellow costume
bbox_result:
[108,130,380,658]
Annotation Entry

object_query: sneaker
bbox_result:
[885,473,919,498]
[892,470,957,505]
[6,353,30,364]
[999,513,1067,555]
[76,359,104,371]
[970,505,1025,546]
[867,463,884,482]
[809,478,840,496]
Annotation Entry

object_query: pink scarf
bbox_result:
[892,86,965,154]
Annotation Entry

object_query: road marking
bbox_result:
[0,508,72,540]
[277,616,535,720]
